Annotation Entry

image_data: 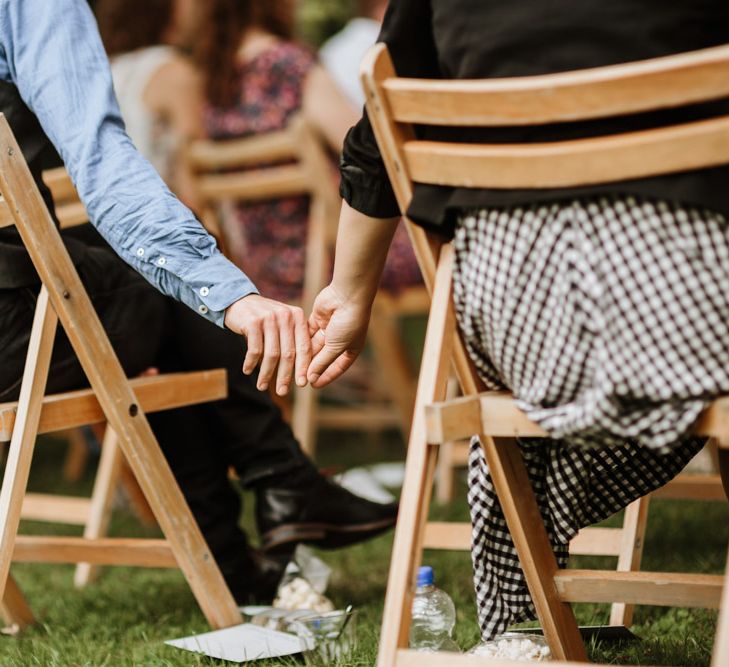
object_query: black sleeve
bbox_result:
[339,0,441,218]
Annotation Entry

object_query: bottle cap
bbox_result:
[416,565,434,587]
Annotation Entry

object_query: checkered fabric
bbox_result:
[452,197,729,638]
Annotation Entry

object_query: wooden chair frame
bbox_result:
[187,116,423,455]
[0,114,242,630]
[361,42,729,666]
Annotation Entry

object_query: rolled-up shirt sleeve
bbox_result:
[0,0,257,327]
[339,0,440,219]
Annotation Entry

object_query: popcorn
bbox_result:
[468,635,551,662]
[273,577,335,613]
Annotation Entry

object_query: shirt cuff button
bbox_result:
[157,257,167,266]
[136,248,145,257]
[198,305,209,315]
[200,286,210,297]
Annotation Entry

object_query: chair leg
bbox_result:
[436,377,460,504]
[118,462,157,527]
[1,573,35,630]
[291,385,317,458]
[480,435,587,662]
[377,245,460,667]
[61,428,90,482]
[609,496,651,627]
[711,540,729,667]
[369,297,417,438]
[0,288,57,603]
[74,427,123,587]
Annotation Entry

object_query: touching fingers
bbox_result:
[275,311,296,396]
[293,308,311,388]
[243,323,263,375]
[257,315,281,391]
[311,351,358,388]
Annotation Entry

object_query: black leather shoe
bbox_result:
[256,471,398,553]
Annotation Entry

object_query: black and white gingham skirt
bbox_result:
[452,197,729,638]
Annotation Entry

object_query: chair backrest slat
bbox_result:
[186,130,299,171]
[362,43,729,195]
[403,116,729,189]
[385,44,729,126]
[196,164,310,201]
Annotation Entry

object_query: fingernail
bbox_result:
[258,382,268,391]
[297,376,307,387]
[308,373,320,383]
[277,386,289,397]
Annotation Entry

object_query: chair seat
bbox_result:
[0,370,226,441]
[425,391,729,444]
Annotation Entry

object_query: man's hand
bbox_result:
[224,294,311,396]
[307,284,371,388]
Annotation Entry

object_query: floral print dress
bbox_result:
[205,41,422,303]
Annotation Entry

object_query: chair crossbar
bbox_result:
[20,493,90,525]
[0,370,226,441]
[404,116,729,190]
[426,393,729,444]
[13,536,176,568]
[554,569,724,608]
[197,164,310,202]
[187,131,299,171]
[384,43,729,127]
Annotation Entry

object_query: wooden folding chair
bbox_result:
[187,116,423,455]
[361,42,729,665]
[0,114,242,630]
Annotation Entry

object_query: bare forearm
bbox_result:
[331,200,400,306]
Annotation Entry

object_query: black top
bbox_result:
[339,0,729,237]
[0,80,81,288]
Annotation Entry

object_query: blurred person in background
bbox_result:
[193,0,356,304]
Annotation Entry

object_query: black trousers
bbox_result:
[0,232,312,586]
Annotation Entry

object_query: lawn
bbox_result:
[1,431,726,666]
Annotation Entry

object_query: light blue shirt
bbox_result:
[0,0,258,327]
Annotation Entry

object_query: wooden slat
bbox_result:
[197,165,309,201]
[317,406,402,430]
[187,130,298,170]
[694,399,729,440]
[21,493,90,525]
[42,167,77,204]
[56,201,88,229]
[395,649,612,667]
[0,370,227,441]
[423,521,470,550]
[570,527,623,557]
[653,474,727,501]
[385,44,729,127]
[427,393,729,444]
[404,116,729,190]
[554,570,724,608]
[13,536,176,568]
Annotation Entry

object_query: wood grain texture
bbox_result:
[384,44,729,126]
[555,570,724,608]
[0,370,227,441]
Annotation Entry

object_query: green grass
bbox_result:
[1,433,726,666]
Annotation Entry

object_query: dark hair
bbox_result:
[195,0,295,109]
[96,0,174,56]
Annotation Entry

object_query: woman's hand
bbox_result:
[307,284,371,387]
[224,294,311,396]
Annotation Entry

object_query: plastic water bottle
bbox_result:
[409,566,460,652]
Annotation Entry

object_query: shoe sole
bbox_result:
[260,517,397,552]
